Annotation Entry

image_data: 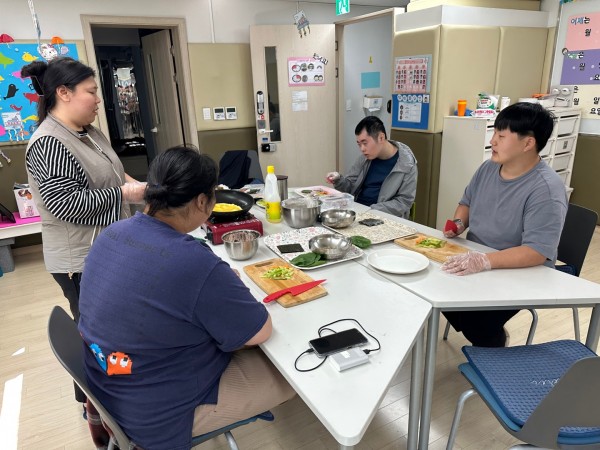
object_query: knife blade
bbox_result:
[263,279,326,303]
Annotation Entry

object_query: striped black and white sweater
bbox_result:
[26,134,122,227]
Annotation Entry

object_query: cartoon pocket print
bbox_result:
[89,343,107,371]
[107,351,133,375]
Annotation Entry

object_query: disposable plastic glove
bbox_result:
[326,171,340,184]
[442,251,491,276]
[121,182,147,204]
[443,219,466,238]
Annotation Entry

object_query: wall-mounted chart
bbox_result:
[392,54,431,130]
[553,2,600,132]
[0,43,79,143]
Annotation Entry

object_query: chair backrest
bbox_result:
[557,203,598,276]
[246,149,263,183]
[47,306,132,449]
[218,150,252,189]
[519,356,600,448]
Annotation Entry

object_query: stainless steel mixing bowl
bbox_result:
[222,229,260,260]
[319,209,356,229]
[308,234,352,260]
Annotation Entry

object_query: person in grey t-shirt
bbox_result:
[441,103,568,347]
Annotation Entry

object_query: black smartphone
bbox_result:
[309,328,368,357]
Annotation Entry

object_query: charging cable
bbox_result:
[318,318,381,355]
[294,318,380,372]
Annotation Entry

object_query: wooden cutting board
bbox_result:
[243,258,327,308]
[394,233,469,263]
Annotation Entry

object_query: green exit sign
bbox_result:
[336,0,350,15]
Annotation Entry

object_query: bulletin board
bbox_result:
[391,54,431,130]
[0,43,79,143]
[551,0,600,134]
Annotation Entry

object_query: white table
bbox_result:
[349,205,600,449]
[191,209,432,449]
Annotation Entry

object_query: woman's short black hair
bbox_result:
[145,146,218,216]
[355,116,387,140]
[21,57,95,124]
[494,102,555,153]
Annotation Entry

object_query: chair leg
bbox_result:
[572,307,581,342]
[443,321,451,340]
[224,431,240,450]
[526,309,538,345]
[446,388,477,450]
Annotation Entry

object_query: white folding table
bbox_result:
[350,205,600,449]
[191,211,432,449]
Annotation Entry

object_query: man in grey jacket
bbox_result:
[326,116,417,218]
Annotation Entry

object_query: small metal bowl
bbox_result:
[222,229,260,260]
[308,234,352,260]
[320,209,356,229]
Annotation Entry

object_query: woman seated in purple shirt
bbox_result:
[78,146,295,450]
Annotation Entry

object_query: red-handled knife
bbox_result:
[263,279,326,303]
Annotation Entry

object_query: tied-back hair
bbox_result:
[21,57,95,124]
[145,146,218,217]
[355,115,387,140]
[494,102,555,153]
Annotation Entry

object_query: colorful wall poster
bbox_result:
[0,43,79,143]
[288,57,325,87]
[559,12,600,121]
[561,12,600,86]
[394,55,431,94]
[392,54,432,130]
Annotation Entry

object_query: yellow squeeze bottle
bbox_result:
[264,165,281,223]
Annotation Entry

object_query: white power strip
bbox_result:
[328,347,369,372]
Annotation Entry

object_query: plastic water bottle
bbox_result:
[264,165,281,223]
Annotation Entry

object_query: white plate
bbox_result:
[367,249,429,274]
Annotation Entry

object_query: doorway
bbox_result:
[81,16,199,180]
[335,10,395,175]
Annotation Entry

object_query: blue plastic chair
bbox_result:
[447,340,600,449]
[48,306,273,450]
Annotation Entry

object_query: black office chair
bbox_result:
[443,203,598,345]
[555,203,598,341]
[47,306,273,450]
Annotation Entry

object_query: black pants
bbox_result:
[443,309,519,347]
[52,272,86,403]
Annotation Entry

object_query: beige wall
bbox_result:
[394,25,549,133]
[494,27,548,101]
[408,0,540,12]
[393,26,441,131]
[189,44,255,131]
[435,25,499,130]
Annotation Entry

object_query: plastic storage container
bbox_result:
[264,165,281,223]
[319,193,354,212]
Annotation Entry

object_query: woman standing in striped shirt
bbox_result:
[21,57,146,407]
